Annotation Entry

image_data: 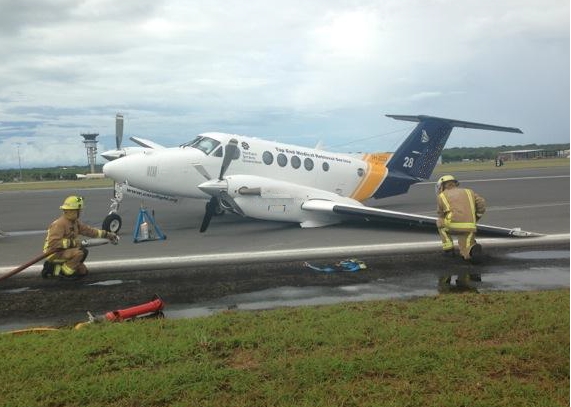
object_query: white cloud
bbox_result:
[0,0,568,168]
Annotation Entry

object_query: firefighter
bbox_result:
[41,196,118,279]
[436,175,486,263]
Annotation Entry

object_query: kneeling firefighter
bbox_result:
[436,175,486,263]
[42,196,118,279]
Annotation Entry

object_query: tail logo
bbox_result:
[421,130,430,143]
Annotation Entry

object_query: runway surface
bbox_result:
[0,166,568,272]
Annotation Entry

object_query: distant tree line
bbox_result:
[441,143,569,163]
[0,165,103,183]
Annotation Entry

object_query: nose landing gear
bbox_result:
[102,184,124,233]
[102,212,122,233]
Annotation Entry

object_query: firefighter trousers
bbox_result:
[438,227,477,260]
[49,247,89,276]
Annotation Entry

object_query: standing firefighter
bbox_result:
[436,175,486,263]
[42,196,118,279]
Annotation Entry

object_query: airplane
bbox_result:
[101,114,538,237]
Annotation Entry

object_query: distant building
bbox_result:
[497,149,568,161]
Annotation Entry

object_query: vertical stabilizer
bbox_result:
[373,115,522,198]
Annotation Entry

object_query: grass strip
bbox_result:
[0,289,568,407]
[435,158,569,173]
[0,178,113,192]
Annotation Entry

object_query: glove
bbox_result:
[106,232,119,245]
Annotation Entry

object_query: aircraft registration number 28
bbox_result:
[403,157,414,168]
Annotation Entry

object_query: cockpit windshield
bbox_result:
[180,136,221,155]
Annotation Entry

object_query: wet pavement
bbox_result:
[0,243,568,332]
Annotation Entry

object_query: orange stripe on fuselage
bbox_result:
[350,153,392,202]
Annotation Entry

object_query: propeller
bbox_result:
[199,197,218,233]
[115,113,124,150]
[219,139,238,180]
[197,138,245,233]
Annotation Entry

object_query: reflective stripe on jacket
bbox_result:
[43,216,106,254]
[437,187,486,232]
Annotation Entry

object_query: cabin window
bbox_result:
[277,153,288,167]
[304,158,314,171]
[357,168,365,177]
[322,162,330,172]
[291,155,301,169]
[213,146,223,157]
[188,136,220,155]
[180,136,202,148]
[263,151,274,165]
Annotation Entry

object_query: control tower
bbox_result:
[80,133,99,173]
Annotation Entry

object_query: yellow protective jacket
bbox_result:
[437,187,486,232]
[43,215,106,254]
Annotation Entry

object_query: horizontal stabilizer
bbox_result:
[386,115,523,134]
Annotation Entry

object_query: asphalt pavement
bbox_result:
[0,166,568,274]
[0,166,568,331]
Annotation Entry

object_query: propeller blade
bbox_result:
[219,138,239,180]
[193,164,212,180]
[115,113,124,150]
[199,197,217,233]
[220,191,245,217]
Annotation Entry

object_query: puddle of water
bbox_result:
[88,280,124,286]
[87,280,140,286]
[482,267,569,291]
[163,266,569,321]
[506,250,570,260]
[2,287,33,294]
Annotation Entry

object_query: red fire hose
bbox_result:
[0,248,60,282]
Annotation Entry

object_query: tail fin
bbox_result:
[373,115,523,198]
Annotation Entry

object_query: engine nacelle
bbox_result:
[224,175,362,227]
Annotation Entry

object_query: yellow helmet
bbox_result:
[438,175,458,185]
[436,175,459,194]
[60,196,84,210]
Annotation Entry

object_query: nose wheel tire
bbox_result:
[102,213,122,233]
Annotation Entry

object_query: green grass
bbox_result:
[0,178,113,192]
[436,157,569,173]
[1,290,568,407]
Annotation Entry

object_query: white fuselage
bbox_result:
[103,132,384,202]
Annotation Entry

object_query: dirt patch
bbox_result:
[0,244,567,328]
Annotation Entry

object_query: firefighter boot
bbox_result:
[469,244,483,264]
[41,261,54,278]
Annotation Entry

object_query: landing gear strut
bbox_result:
[102,183,124,233]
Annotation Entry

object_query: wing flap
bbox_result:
[302,200,540,237]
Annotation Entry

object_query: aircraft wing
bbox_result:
[301,200,540,237]
[129,136,166,150]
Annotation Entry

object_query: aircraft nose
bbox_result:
[103,159,125,181]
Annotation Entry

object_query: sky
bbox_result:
[0,0,569,169]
